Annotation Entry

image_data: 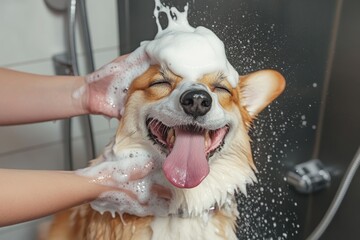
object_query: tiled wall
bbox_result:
[0,0,120,238]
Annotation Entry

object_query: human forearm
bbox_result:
[0,68,88,125]
[0,169,111,226]
[0,53,149,124]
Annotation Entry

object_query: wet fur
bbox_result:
[45,66,284,240]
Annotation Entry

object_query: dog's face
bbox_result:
[113,65,285,215]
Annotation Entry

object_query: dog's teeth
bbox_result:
[206,138,211,149]
[205,131,210,140]
[169,135,175,145]
[168,128,174,138]
[205,131,211,149]
[167,128,175,144]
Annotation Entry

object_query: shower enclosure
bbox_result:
[117,0,359,239]
[1,0,358,239]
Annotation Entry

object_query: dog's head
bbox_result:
[112,65,285,215]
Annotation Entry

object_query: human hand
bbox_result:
[77,148,171,217]
[74,46,150,118]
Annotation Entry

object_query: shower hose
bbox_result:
[306,146,360,240]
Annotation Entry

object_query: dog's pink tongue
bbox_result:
[163,128,209,188]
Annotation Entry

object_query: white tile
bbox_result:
[92,47,120,70]
[86,0,119,50]
[68,115,117,146]
[0,217,51,240]
[0,0,119,67]
[70,125,117,169]
[74,47,119,75]
[0,122,116,171]
[90,113,119,132]
[0,142,64,170]
[4,59,57,75]
[70,0,120,73]
[0,116,117,156]
[4,45,119,74]
[70,133,89,169]
[0,0,66,66]
[0,122,62,155]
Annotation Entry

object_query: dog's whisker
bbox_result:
[114,130,137,146]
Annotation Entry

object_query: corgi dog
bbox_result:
[45,64,285,239]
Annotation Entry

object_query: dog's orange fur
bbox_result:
[47,205,237,240]
[47,206,153,240]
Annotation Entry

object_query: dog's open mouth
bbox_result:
[147,118,229,189]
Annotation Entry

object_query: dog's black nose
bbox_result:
[180,89,212,118]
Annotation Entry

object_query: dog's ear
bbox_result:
[239,70,285,118]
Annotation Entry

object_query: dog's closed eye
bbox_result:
[149,79,172,88]
[213,84,232,95]
[146,78,174,99]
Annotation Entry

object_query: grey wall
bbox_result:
[118,0,359,239]
[308,0,360,239]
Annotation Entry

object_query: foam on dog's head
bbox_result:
[145,0,239,86]
[103,0,238,116]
